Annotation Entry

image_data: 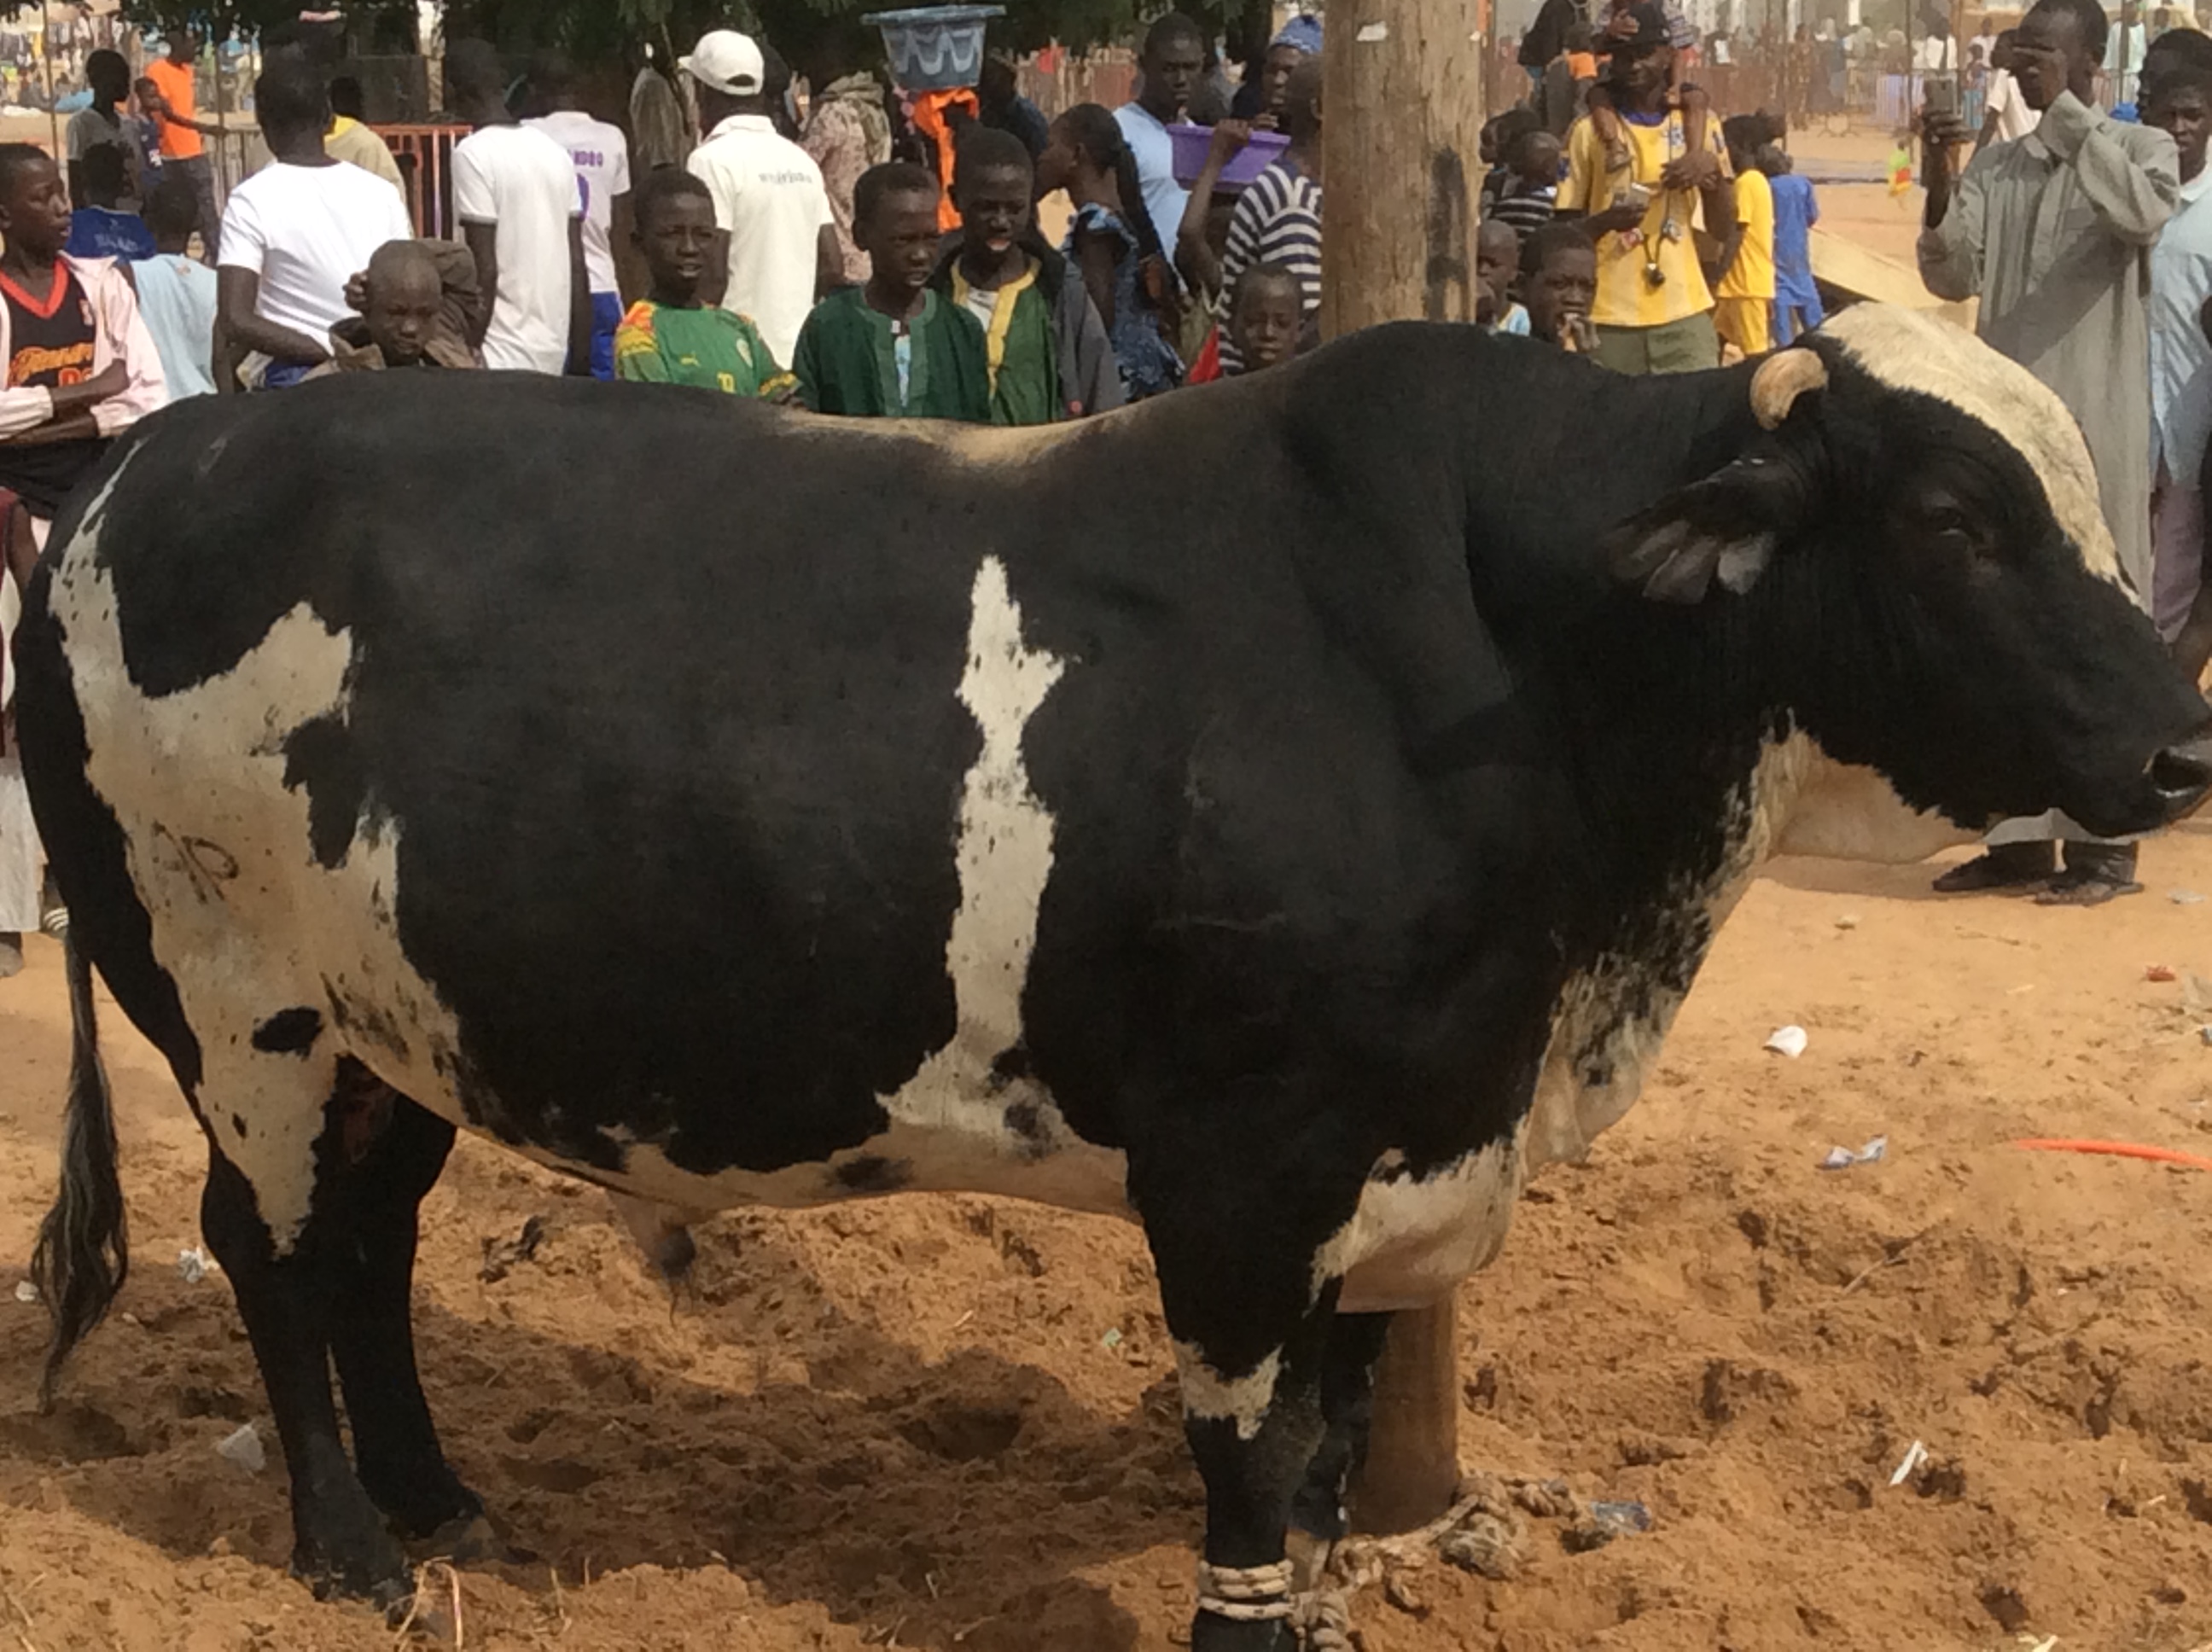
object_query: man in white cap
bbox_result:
[683,28,840,369]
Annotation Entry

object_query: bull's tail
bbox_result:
[31,933,127,1409]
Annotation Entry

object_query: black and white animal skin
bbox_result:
[16,305,2212,1649]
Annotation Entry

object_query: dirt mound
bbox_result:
[5,829,2212,1649]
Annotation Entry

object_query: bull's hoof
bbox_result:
[417,1510,536,1568]
[1190,1615,1296,1652]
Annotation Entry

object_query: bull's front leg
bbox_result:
[1172,1306,1336,1651]
[1138,1148,1355,1650]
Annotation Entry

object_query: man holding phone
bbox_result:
[1918,0,2179,905]
[1555,2,1732,374]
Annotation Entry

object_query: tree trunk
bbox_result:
[1318,0,1489,336]
[1318,0,1487,1535]
[1346,1299,1464,1533]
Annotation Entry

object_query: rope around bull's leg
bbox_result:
[1196,1559,1298,1623]
[1287,1475,1562,1648]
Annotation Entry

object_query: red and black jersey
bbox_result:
[0,262,108,517]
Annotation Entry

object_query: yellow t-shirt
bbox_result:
[1716,169,1776,301]
[1558,109,1727,329]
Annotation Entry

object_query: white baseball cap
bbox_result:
[682,29,765,96]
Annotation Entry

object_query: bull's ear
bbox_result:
[1605,457,1801,605]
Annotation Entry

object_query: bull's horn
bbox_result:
[1749,348,1829,428]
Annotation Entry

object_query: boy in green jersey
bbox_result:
[614,168,794,398]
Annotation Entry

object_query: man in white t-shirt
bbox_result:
[216,54,413,387]
[526,48,632,379]
[1113,13,1204,266]
[448,38,587,374]
[1976,30,2044,148]
[681,29,839,369]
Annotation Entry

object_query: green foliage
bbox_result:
[119,0,1276,74]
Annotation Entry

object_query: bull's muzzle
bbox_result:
[2149,727,2212,823]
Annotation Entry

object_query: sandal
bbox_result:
[1932,844,2054,893]
[2034,869,2144,906]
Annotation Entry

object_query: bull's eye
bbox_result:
[1906,496,1997,568]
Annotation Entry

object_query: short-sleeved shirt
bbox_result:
[1214,158,1322,375]
[66,106,127,165]
[143,55,201,160]
[1716,167,1775,300]
[686,113,835,370]
[1489,180,1558,238]
[129,252,218,400]
[66,206,157,262]
[218,159,415,343]
[1558,107,1727,329]
[614,300,792,397]
[527,110,632,295]
[452,121,581,374]
[1112,102,1188,267]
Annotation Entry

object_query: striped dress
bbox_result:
[1215,158,1323,376]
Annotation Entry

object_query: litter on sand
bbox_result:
[1889,1439,1928,1486]
[1587,1500,1652,1535]
[177,1247,217,1284]
[1765,1025,1809,1058]
[2173,891,2206,905]
[217,1422,266,1474]
[11,1280,36,1304]
[2145,964,2179,983]
[1820,1137,1888,1171]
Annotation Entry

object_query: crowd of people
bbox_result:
[1481,1,1824,370]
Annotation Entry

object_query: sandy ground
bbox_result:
[7,816,2212,1652]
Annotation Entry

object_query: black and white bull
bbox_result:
[16,305,2212,1649]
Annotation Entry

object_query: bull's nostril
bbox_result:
[2151,747,2212,800]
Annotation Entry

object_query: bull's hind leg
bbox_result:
[195,1050,421,1609]
[1289,1311,1394,1544]
[322,1085,486,1545]
[201,1136,410,1607]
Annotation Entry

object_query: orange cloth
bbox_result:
[144,56,202,159]
[909,87,979,231]
[1566,49,1598,78]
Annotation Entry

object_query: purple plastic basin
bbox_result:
[1167,122,1290,189]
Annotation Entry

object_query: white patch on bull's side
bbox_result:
[1820,306,2118,581]
[589,556,1130,1221]
[1173,1342,1282,1441]
[47,481,472,1251]
[1318,1134,1525,1314]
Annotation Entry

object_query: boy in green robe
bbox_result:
[614,168,795,398]
[793,161,989,421]
[935,127,1062,425]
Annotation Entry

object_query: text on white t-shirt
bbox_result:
[526,109,632,296]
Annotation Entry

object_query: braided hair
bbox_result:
[1055,102,1167,265]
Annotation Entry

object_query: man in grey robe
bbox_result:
[1919,0,2179,903]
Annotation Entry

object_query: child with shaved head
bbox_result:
[311,240,480,375]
